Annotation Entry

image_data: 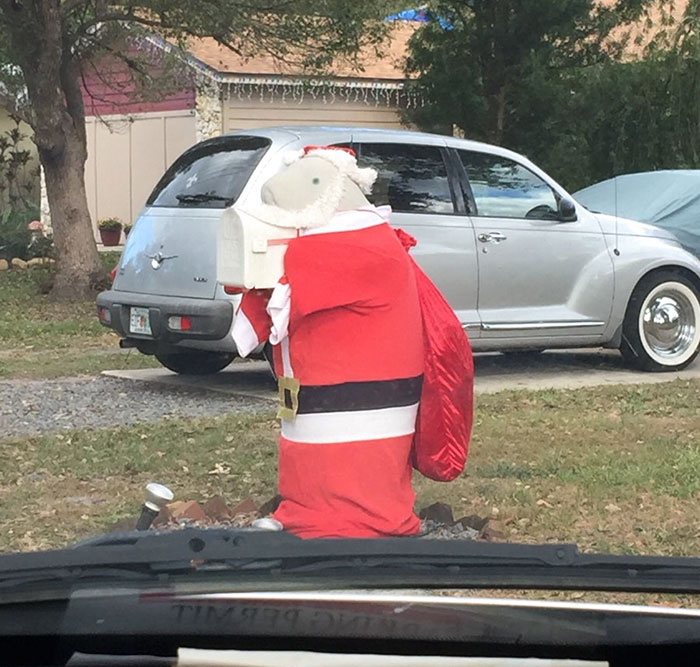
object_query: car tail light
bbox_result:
[223,285,243,295]
[168,315,192,331]
[98,307,111,324]
[110,264,118,282]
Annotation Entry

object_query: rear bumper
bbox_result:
[96,290,234,344]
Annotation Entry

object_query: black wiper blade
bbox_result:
[175,192,233,205]
[2,529,700,594]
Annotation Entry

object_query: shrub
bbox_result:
[27,231,54,260]
[0,205,42,261]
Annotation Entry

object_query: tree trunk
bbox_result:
[18,0,106,301]
[39,129,105,300]
[484,85,506,145]
[10,0,106,300]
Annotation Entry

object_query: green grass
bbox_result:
[1,380,699,558]
[4,255,700,608]
[0,253,159,378]
[415,379,700,557]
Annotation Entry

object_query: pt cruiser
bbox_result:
[97,126,700,374]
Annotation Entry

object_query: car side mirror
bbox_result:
[558,197,578,222]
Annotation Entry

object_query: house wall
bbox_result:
[222,94,406,132]
[84,109,196,236]
[80,54,197,238]
[81,57,196,116]
[78,64,408,238]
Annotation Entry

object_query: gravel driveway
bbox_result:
[0,376,271,438]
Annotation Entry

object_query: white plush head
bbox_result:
[244,146,377,229]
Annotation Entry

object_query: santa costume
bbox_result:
[232,146,472,539]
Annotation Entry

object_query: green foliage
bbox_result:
[97,217,123,231]
[405,0,650,142]
[0,1,394,123]
[405,0,699,191]
[534,5,700,191]
[576,8,700,185]
[0,0,392,298]
[27,231,54,260]
[0,123,35,206]
[0,119,37,207]
[0,204,41,261]
[0,206,30,260]
[0,119,45,260]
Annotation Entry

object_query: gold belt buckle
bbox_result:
[277,376,300,420]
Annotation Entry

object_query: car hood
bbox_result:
[594,212,680,243]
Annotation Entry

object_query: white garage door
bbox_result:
[223,95,406,133]
[84,110,196,238]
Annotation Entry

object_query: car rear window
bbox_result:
[147,135,271,208]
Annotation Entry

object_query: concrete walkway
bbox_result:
[102,349,700,400]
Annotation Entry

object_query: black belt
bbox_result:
[292,375,423,415]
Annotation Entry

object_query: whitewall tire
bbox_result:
[621,272,700,372]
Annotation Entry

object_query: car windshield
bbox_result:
[146,135,271,209]
[4,0,700,662]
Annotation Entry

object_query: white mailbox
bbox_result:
[216,207,298,289]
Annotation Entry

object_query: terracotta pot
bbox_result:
[99,227,122,246]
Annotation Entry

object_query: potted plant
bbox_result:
[98,217,123,246]
[123,222,133,238]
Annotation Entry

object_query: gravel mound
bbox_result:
[0,376,270,438]
[419,520,480,540]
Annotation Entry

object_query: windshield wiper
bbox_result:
[175,192,234,205]
[2,529,700,595]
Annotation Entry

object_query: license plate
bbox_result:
[129,307,152,335]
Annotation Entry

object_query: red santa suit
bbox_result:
[233,205,423,538]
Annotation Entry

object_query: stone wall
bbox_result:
[194,79,223,142]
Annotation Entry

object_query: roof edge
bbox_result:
[139,33,408,90]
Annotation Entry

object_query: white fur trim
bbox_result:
[231,310,261,358]
[280,336,293,377]
[281,403,419,444]
[267,281,291,345]
[301,206,391,237]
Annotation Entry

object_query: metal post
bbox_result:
[135,483,174,531]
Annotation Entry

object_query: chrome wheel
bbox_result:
[638,282,700,366]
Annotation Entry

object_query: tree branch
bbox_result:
[60,0,89,18]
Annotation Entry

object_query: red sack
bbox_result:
[395,229,474,482]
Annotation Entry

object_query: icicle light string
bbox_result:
[213,79,422,108]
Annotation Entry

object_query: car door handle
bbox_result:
[478,232,508,243]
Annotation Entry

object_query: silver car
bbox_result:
[97,126,700,373]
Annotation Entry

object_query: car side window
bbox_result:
[458,150,559,220]
[356,143,455,214]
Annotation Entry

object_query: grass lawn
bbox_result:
[0,253,158,378]
[1,379,698,559]
[3,259,699,604]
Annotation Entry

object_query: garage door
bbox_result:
[84,110,196,238]
[223,95,406,133]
